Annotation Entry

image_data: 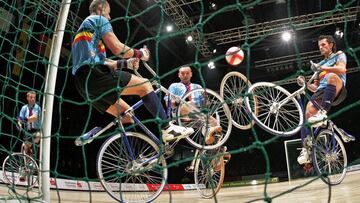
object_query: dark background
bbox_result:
[0,0,359,183]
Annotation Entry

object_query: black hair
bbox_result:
[318,35,337,52]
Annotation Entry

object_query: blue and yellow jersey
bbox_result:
[72,15,112,75]
[317,52,347,89]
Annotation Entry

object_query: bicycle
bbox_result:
[190,146,229,199]
[2,127,40,191]
[244,60,354,185]
[74,61,232,202]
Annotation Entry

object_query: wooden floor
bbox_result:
[1,170,359,202]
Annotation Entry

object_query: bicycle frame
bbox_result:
[294,73,349,154]
[77,61,227,170]
[116,87,175,166]
[271,68,346,153]
[91,66,201,166]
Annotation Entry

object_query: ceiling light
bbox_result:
[335,28,344,38]
[208,61,215,69]
[212,49,217,53]
[281,31,292,42]
[209,2,217,10]
[186,35,193,43]
[166,25,173,32]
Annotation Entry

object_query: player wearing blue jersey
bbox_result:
[165,66,222,145]
[297,35,354,164]
[72,0,193,141]
[165,66,230,172]
[18,91,41,161]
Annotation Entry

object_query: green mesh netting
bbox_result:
[0,0,359,202]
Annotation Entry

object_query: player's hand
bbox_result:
[171,95,181,106]
[127,58,140,71]
[139,47,150,61]
[310,60,321,72]
[297,75,305,86]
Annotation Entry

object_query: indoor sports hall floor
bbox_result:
[1,170,359,202]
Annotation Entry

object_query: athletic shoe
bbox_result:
[308,110,327,127]
[339,128,355,143]
[297,148,311,165]
[74,126,102,146]
[162,122,194,142]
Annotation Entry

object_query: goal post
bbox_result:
[40,0,71,202]
[284,138,317,181]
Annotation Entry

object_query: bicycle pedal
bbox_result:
[162,144,174,159]
[339,128,355,143]
[164,151,174,159]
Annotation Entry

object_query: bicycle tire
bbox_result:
[220,71,256,130]
[245,82,303,137]
[194,150,225,199]
[2,152,39,190]
[312,129,347,185]
[176,88,232,149]
[96,132,168,203]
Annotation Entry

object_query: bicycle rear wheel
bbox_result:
[194,149,225,199]
[220,71,256,130]
[177,88,232,150]
[2,152,39,190]
[312,129,347,185]
[245,82,303,137]
[97,132,167,203]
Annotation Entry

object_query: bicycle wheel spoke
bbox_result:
[313,130,347,185]
[220,72,252,130]
[97,133,167,202]
[245,82,303,136]
[179,88,232,149]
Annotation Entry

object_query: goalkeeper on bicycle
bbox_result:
[17,90,41,158]
[17,90,41,182]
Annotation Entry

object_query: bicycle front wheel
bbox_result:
[245,82,303,137]
[220,71,256,130]
[312,129,347,185]
[97,132,168,203]
[2,152,39,190]
[177,88,232,150]
[194,149,225,199]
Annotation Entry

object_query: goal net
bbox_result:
[0,0,359,202]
